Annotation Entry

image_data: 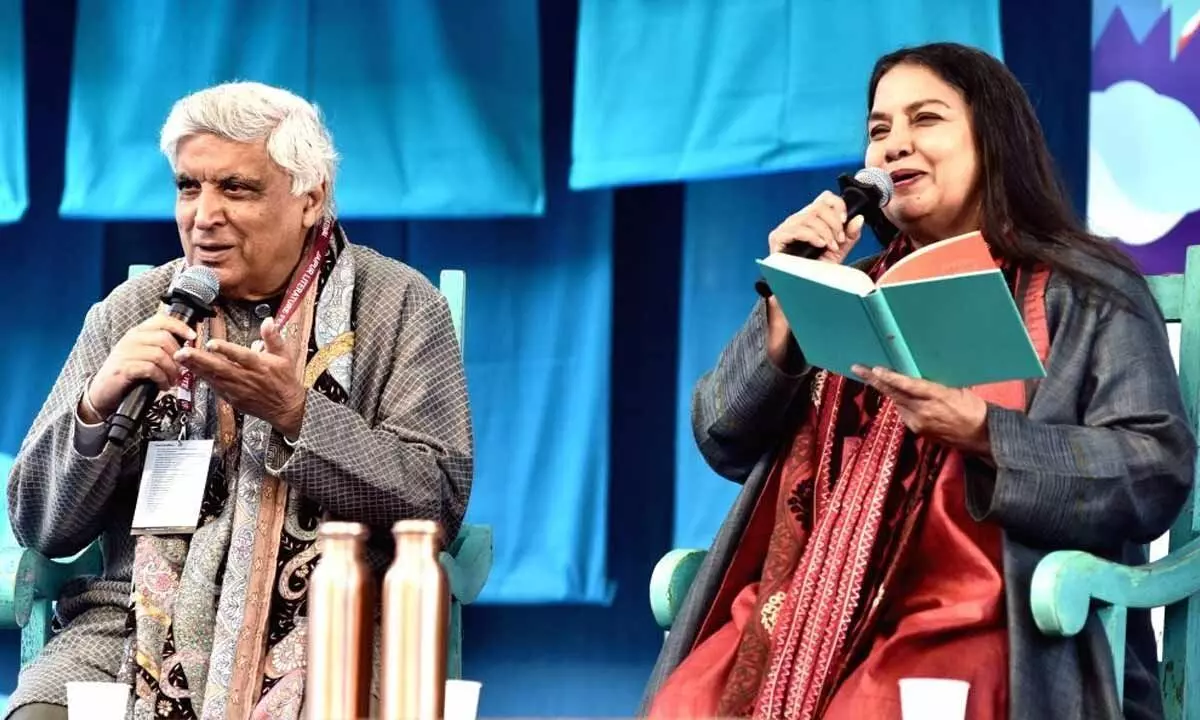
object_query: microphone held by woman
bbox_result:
[754,167,894,298]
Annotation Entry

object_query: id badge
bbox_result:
[130,439,214,535]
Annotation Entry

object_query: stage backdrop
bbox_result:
[0,0,1101,715]
[1089,0,1200,274]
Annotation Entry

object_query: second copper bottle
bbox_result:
[379,519,449,720]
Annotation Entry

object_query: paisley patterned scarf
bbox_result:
[124,217,357,720]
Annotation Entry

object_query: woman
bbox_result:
[642,43,1193,720]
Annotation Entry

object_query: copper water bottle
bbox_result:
[379,519,449,720]
[306,521,373,720]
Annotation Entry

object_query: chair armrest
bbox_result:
[439,523,493,605]
[0,547,37,629]
[1031,536,1200,637]
[650,549,707,630]
[0,543,103,630]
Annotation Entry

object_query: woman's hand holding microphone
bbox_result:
[763,191,867,369]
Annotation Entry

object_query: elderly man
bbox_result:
[5,82,474,719]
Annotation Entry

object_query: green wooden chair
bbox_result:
[1031,246,1200,718]
[0,265,491,681]
[650,246,1200,717]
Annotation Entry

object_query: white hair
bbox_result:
[159,81,339,214]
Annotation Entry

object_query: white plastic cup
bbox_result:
[66,681,131,720]
[898,677,970,720]
[444,679,482,720]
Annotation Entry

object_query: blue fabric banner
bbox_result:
[403,191,615,603]
[571,0,1003,189]
[311,2,545,219]
[0,0,27,224]
[61,0,544,219]
[337,174,615,604]
[0,227,106,458]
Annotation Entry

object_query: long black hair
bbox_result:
[866,42,1143,304]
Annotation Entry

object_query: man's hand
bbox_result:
[176,317,307,437]
[853,365,992,458]
[83,313,197,422]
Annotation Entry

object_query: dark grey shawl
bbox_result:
[642,255,1195,720]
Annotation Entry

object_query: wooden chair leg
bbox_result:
[1097,605,1127,704]
[20,599,52,669]
[445,599,463,680]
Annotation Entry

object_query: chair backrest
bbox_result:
[127,264,467,352]
[439,269,466,352]
[1146,244,1200,714]
[1147,246,1200,546]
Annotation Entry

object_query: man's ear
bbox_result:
[301,182,327,228]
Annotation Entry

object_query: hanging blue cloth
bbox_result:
[571,0,1002,189]
[0,0,28,223]
[60,0,544,219]
[402,198,617,603]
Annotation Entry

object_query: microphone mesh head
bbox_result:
[171,265,220,305]
[854,167,894,207]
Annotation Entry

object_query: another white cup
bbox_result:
[444,679,482,720]
[66,681,131,720]
[898,677,970,720]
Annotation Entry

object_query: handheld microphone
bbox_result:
[106,265,220,447]
[755,167,894,298]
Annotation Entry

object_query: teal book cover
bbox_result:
[755,232,1045,388]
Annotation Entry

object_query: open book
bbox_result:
[756,231,1045,388]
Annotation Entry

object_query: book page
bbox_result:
[878,231,998,286]
[758,253,876,296]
